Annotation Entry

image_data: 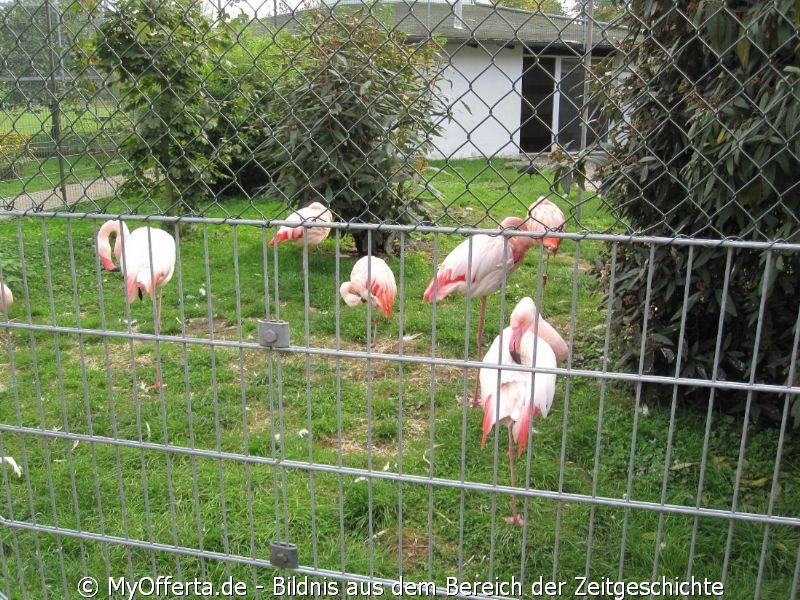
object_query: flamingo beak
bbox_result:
[509,326,523,365]
[544,224,565,255]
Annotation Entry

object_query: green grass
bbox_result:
[0,104,120,137]
[0,159,797,598]
[0,154,129,197]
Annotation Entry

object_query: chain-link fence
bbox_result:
[0,0,798,598]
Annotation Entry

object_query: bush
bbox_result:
[0,132,30,180]
[259,6,450,255]
[204,19,293,197]
[91,0,230,214]
[591,0,800,425]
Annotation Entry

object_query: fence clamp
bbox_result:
[258,320,290,348]
[269,541,298,569]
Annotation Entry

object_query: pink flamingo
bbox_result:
[422,216,536,353]
[340,256,397,346]
[268,202,333,273]
[480,297,558,526]
[526,197,567,285]
[0,282,12,313]
[97,220,176,389]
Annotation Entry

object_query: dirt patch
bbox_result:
[316,427,399,459]
[181,317,241,340]
[246,405,273,433]
[377,525,456,572]
[316,411,429,459]
[65,338,153,373]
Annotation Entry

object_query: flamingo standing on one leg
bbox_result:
[0,282,12,313]
[97,220,176,389]
[479,297,558,526]
[526,197,567,286]
[340,256,397,347]
[267,202,333,274]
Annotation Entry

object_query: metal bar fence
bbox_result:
[0,0,798,599]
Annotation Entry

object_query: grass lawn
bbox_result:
[0,154,129,198]
[0,159,797,598]
[0,105,120,137]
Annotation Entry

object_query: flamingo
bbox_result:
[267,202,333,273]
[526,197,567,286]
[0,282,12,313]
[340,256,397,347]
[422,216,536,352]
[479,297,558,526]
[97,220,176,389]
[422,216,537,404]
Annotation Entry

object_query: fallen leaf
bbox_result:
[670,462,697,471]
[740,477,770,488]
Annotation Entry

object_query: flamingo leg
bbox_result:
[150,286,165,390]
[476,295,488,352]
[371,316,379,349]
[503,430,525,526]
[469,296,489,407]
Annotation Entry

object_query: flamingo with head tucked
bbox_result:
[97,219,176,389]
[479,297,558,526]
[340,255,397,347]
[268,202,333,274]
[526,197,567,285]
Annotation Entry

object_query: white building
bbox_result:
[276,0,624,159]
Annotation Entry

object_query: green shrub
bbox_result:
[259,6,450,255]
[204,19,293,197]
[591,0,800,425]
[0,132,30,180]
[91,0,230,214]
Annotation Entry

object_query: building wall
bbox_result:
[429,43,523,159]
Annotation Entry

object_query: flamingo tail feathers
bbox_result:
[125,273,140,303]
[515,405,533,458]
[422,267,465,302]
[371,281,393,319]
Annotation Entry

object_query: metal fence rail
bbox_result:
[0,0,798,599]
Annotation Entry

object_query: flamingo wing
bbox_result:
[423,234,517,302]
[123,228,176,302]
[350,257,396,319]
[269,203,332,247]
[480,328,557,455]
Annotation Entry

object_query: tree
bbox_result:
[204,20,293,197]
[587,0,625,22]
[591,0,800,424]
[0,0,95,107]
[492,0,565,14]
[261,7,450,255]
[91,0,229,215]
